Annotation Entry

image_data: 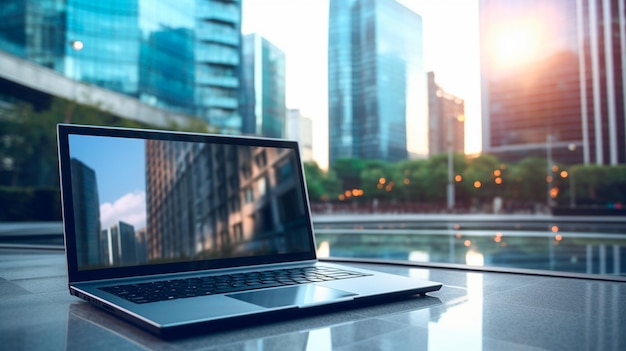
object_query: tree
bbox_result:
[573,164,626,206]
[332,158,365,191]
[0,97,211,188]
[361,166,391,201]
[394,159,432,203]
[1,101,59,187]
[507,157,548,203]
[462,154,500,202]
[303,161,340,201]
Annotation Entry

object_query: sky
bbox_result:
[69,135,147,230]
[241,0,481,169]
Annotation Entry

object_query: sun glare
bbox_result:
[490,20,541,68]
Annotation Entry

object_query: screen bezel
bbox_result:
[57,124,318,283]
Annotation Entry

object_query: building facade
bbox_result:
[145,139,307,262]
[241,33,286,139]
[480,0,626,165]
[0,0,243,132]
[428,72,466,156]
[287,109,314,162]
[100,221,142,267]
[328,0,426,166]
[69,158,101,268]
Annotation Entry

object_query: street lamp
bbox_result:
[70,40,84,51]
[65,40,84,123]
[69,40,85,80]
[546,133,553,209]
[568,143,577,208]
[447,115,464,211]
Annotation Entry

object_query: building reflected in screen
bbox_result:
[145,140,309,263]
[68,134,312,270]
[70,158,101,267]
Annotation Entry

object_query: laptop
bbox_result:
[57,123,442,338]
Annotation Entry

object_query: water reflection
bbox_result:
[315,221,626,276]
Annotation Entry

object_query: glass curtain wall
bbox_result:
[328,0,425,165]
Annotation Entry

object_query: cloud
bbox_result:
[100,191,147,230]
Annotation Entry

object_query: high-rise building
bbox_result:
[0,0,243,132]
[428,72,465,157]
[194,0,242,132]
[328,0,426,166]
[480,0,626,165]
[69,158,101,267]
[100,221,141,267]
[117,221,139,266]
[241,33,286,138]
[145,139,306,261]
[287,109,314,162]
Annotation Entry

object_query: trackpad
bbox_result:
[228,284,356,308]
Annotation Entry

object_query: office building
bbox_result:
[135,228,149,265]
[101,221,140,267]
[287,109,314,162]
[480,0,626,165]
[145,139,306,261]
[0,0,243,132]
[241,33,286,138]
[69,158,101,267]
[145,140,222,260]
[428,72,465,156]
[328,0,426,166]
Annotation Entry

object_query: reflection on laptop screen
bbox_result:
[68,134,311,271]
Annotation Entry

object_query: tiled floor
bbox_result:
[1,249,624,350]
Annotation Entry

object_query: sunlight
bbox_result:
[490,20,541,69]
[317,241,330,258]
[465,249,484,266]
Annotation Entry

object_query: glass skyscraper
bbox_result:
[480,0,626,165]
[241,33,286,139]
[0,0,242,132]
[328,0,425,166]
[70,158,101,267]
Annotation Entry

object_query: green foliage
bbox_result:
[0,97,212,188]
[303,161,340,201]
[5,98,626,218]
[332,158,365,190]
[461,154,500,200]
[510,157,548,202]
[0,96,212,221]
[321,152,626,211]
[361,166,391,200]
[573,164,626,205]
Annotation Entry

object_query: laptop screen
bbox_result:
[59,125,316,279]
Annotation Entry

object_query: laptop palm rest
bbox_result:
[228,284,356,309]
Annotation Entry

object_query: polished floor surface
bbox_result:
[1,249,624,350]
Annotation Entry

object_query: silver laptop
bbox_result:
[57,124,441,338]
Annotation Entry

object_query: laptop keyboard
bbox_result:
[100,266,371,304]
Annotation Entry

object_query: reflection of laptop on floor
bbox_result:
[57,124,442,338]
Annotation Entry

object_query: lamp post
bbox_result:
[65,40,84,123]
[546,134,553,210]
[447,120,454,211]
[569,169,576,208]
[447,115,464,211]
[69,40,84,81]
[568,143,577,209]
